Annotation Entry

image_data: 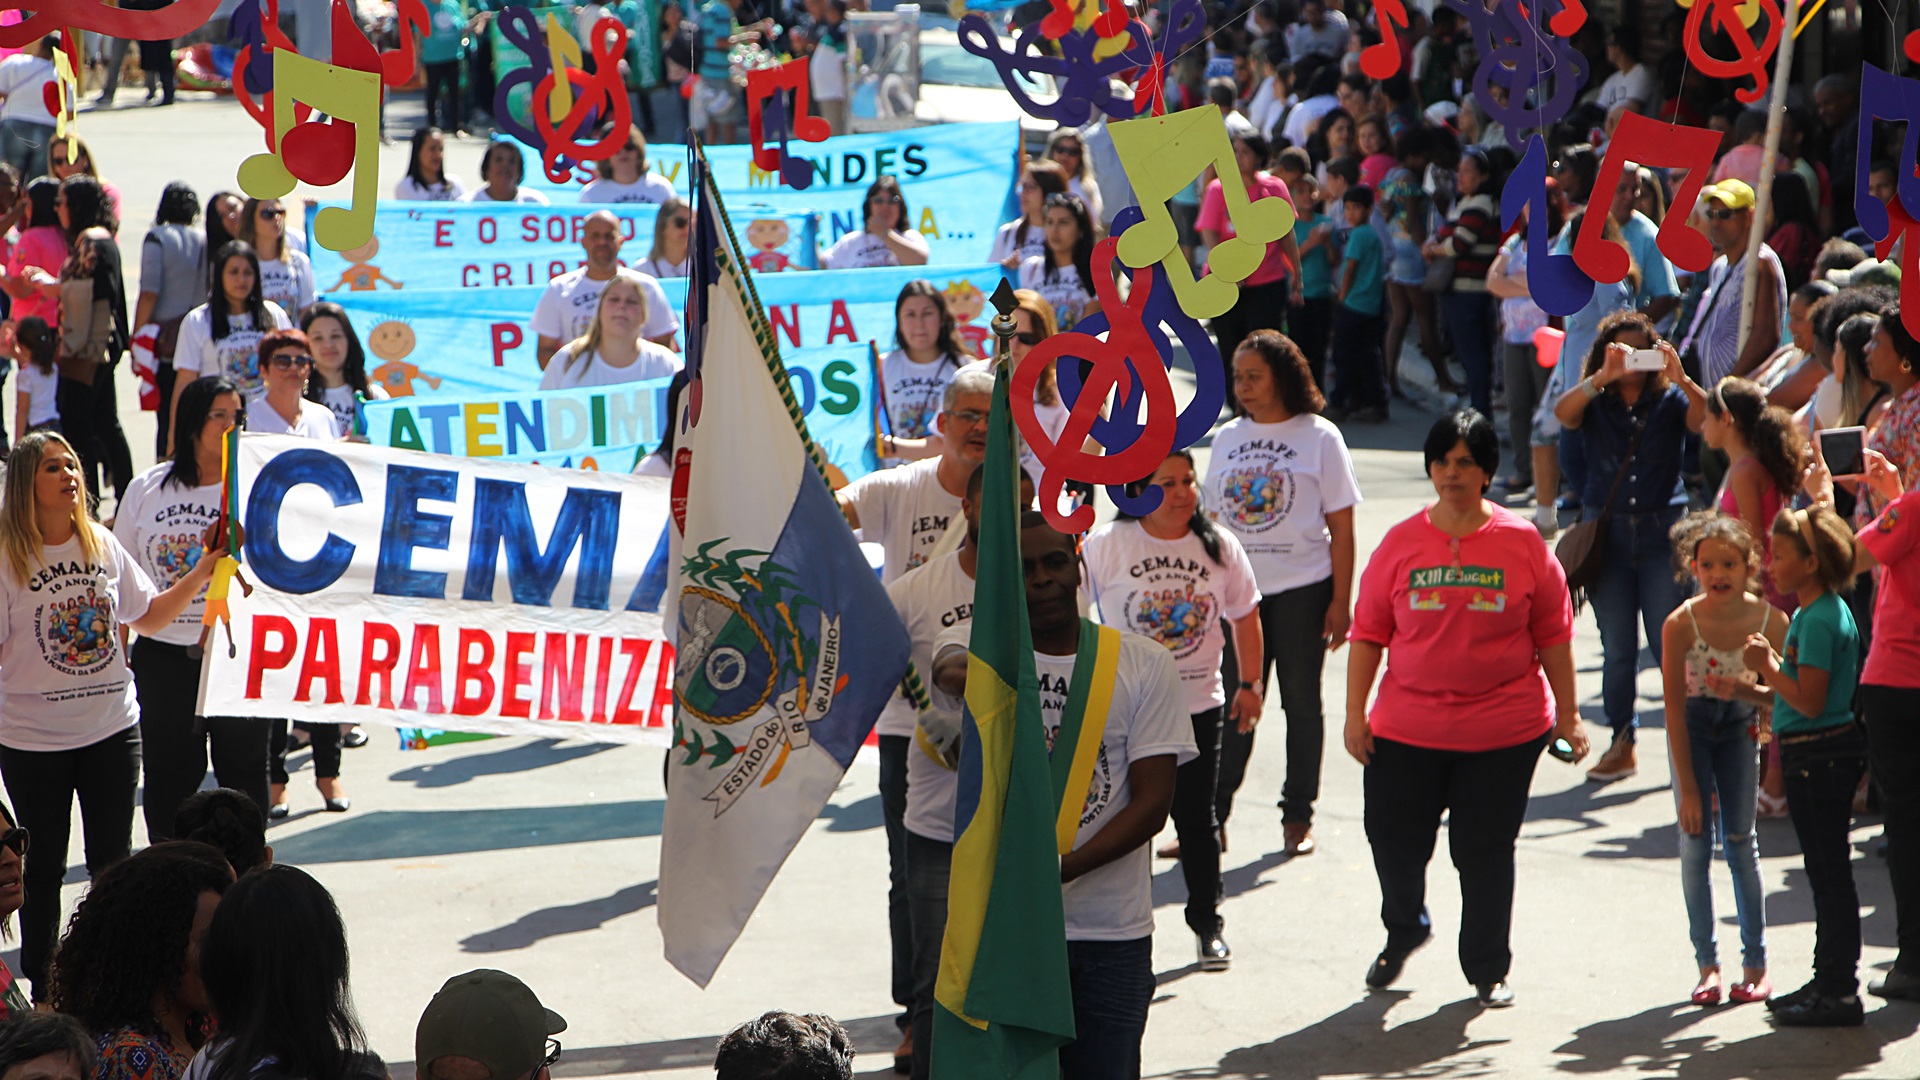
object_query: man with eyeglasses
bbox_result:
[831,365,992,1071]
[416,970,566,1080]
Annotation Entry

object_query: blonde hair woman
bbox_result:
[539,271,683,390]
[0,431,221,1002]
[636,199,691,279]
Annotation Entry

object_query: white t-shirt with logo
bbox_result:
[887,549,973,771]
[820,229,930,269]
[880,348,960,443]
[0,531,159,752]
[579,174,679,204]
[111,464,219,647]
[1205,414,1363,594]
[245,395,337,440]
[258,251,315,317]
[531,269,679,347]
[462,186,552,205]
[932,623,1194,940]
[1018,256,1094,331]
[172,302,294,399]
[319,381,391,438]
[840,457,962,583]
[1082,521,1262,714]
[539,341,683,389]
[989,219,1048,267]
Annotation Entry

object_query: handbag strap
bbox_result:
[1594,403,1649,521]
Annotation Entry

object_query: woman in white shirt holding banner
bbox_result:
[0,429,223,1002]
[539,271,684,390]
[1083,449,1264,972]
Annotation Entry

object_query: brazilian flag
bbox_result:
[931,356,1074,1078]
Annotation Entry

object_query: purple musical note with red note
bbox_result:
[746,58,830,189]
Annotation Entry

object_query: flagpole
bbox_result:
[1736,0,1800,360]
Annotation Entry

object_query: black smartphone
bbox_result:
[1820,426,1867,478]
[1548,737,1577,763]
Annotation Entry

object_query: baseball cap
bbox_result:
[1700,180,1756,212]
[1828,257,1901,288]
[416,970,567,1080]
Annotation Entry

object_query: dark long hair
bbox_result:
[1016,159,1068,251]
[174,788,270,876]
[860,175,910,233]
[1581,310,1667,393]
[405,127,447,189]
[166,375,243,490]
[1708,376,1807,498]
[1769,170,1818,234]
[201,867,369,1080]
[48,843,234,1038]
[1042,192,1096,300]
[23,177,57,229]
[59,174,115,241]
[1305,108,1353,166]
[301,302,373,399]
[891,279,967,361]
[205,191,242,254]
[156,181,200,226]
[208,240,271,341]
[1118,449,1223,564]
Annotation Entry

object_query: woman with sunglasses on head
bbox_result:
[0,430,225,1004]
[115,376,271,841]
[635,199,691,278]
[237,197,313,321]
[1017,193,1101,333]
[461,141,550,205]
[1046,128,1102,225]
[821,176,928,269]
[580,125,677,204]
[167,242,292,452]
[49,137,119,230]
[300,304,387,439]
[990,159,1067,271]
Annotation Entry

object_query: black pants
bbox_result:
[133,637,272,839]
[0,725,140,997]
[1330,303,1387,411]
[425,59,463,132]
[1170,705,1224,936]
[905,829,950,1080]
[153,360,176,458]
[1216,577,1334,827]
[57,364,133,504]
[878,734,912,1031]
[1781,723,1870,995]
[271,719,342,783]
[1289,294,1333,395]
[1209,277,1289,383]
[1363,731,1545,984]
[1865,685,1920,972]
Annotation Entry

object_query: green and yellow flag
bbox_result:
[931,355,1075,1079]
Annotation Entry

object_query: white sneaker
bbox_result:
[1533,506,1558,538]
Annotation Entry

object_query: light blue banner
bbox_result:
[332,262,1008,399]
[361,352,881,482]
[508,121,1022,265]
[307,201,818,294]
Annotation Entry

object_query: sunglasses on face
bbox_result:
[258,208,286,220]
[0,827,27,857]
[1705,208,1741,221]
[870,194,903,205]
[269,354,314,370]
[1053,146,1082,157]
[543,1040,562,1069]
[1015,331,1043,345]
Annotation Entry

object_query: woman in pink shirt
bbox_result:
[1,179,63,329]
[1345,410,1588,1008]
[1197,131,1303,371]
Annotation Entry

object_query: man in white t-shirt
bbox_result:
[530,210,679,366]
[896,463,1033,1080]
[832,364,991,1069]
[1596,26,1658,128]
[931,513,1194,1079]
[0,35,58,180]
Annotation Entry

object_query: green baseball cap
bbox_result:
[416,970,567,1080]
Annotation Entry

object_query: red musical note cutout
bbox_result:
[1011,238,1178,534]
[331,0,383,75]
[381,0,430,87]
[0,0,220,49]
[746,58,830,181]
[1682,0,1782,105]
[531,16,632,183]
[1548,0,1587,35]
[1907,27,1920,64]
[1361,0,1409,79]
[1571,111,1720,282]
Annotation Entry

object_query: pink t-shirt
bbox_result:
[1349,504,1574,752]
[1859,491,1920,689]
[1710,145,1791,190]
[1360,153,1396,192]
[8,225,65,327]
[1196,172,1296,287]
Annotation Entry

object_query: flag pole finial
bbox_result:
[989,279,1018,370]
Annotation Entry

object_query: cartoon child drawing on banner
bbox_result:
[944,279,991,358]
[327,236,405,292]
[746,219,794,273]
[366,320,443,398]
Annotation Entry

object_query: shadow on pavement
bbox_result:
[1203,994,1503,1078]
[386,1014,900,1076]
[1552,1000,1920,1079]
[461,880,659,953]
[1150,848,1297,912]
[387,738,624,788]
[270,801,664,863]
[821,793,885,832]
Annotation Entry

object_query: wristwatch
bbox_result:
[1238,680,1257,692]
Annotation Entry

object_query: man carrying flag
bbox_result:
[658,144,910,988]
[927,312,1193,1079]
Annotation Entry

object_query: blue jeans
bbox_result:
[0,119,49,181]
[1588,509,1685,741]
[1677,696,1766,970]
[1440,291,1496,419]
[1061,937,1155,1080]
[1780,723,1869,995]
[879,734,912,1030]
[905,830,951,1080]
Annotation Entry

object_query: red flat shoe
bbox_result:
[1691,983,1724,1007]
[1729,979,1771,1004]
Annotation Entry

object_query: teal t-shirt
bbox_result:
[1295,210,1333,299]
[1340,223,1385,317]
[1772,591,1861,734]
[697,0,735,79]
[419,0,466,65]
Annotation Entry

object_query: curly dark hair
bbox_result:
[1668,509,1761,584]
[48,842,234,1037]
[1708,376,1808,499]
[174,788,270,875]
[714,1012,854,1080]
[1581,310,1667,394]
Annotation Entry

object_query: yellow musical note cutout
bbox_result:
[1109,106,1296,320]
[545,13,584,123]
[236,49,382,253]
[49,31,78,161]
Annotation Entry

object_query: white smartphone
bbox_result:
[1626,348,1667,372]
[1820,426,1868,478]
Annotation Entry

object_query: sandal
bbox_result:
[1757,790,1789,819]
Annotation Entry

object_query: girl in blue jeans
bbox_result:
[1661,512,1787,1007]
